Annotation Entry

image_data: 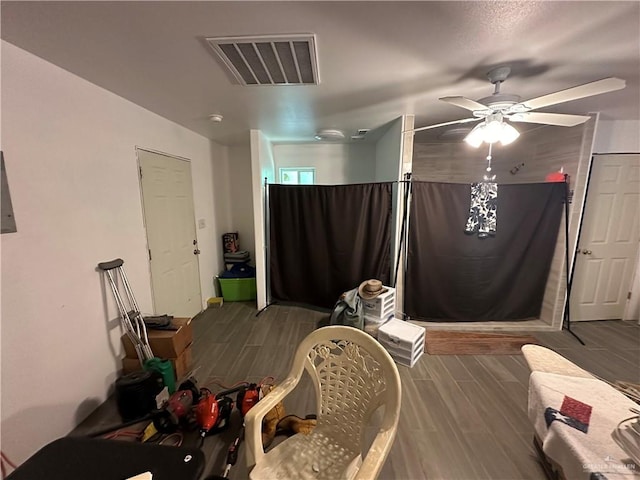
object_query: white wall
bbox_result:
[373,117,404,287]
[593,120,640,153]
[374,119,403,182]
[228,144,255,267]
[273,143,376,184]
[0,42,229,463]
[0,44,3,455]
[212,147,233,266]
[250,131,275,309]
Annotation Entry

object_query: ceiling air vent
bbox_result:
[206,34,319,86]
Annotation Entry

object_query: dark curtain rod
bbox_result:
[264,179,412,185]
[264,179,569,186]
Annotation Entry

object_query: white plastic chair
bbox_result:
[244,325,402,480]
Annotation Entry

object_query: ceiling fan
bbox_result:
[415,66,626,147]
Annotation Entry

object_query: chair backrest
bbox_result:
[293,326,401,451]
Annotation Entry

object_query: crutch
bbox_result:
[98,258,154,364]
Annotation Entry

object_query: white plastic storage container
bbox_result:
[377,318,425,367]
[361,287,395,319]
[363,313,394,338]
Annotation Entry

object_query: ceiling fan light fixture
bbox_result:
[464,123,485,148]
[463,117,520,147]
[426,72,625,145]
[483,118,505,144]
[499,123,520,145]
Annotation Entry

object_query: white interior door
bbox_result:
[138,149,202,317]
[571,153,640,321]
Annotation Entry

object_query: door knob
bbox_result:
[582,249,592,255]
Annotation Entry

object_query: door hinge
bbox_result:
[139,166,143,178]
[628,291,632,300]
[148,249,152,261]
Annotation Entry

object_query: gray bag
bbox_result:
[329,288,364,330]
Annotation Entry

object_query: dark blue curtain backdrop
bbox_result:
[269,183,392,309]
[405,181,565,321]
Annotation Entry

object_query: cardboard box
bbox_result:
[122,317,193,359]
[122,356,144,375]
[122,344,193,380]
[172,344,193,380]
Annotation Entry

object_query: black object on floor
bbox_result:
[115,370,164,421]
[7,437,205,480]
[143,314,176,330]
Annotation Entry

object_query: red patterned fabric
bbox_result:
[560,396,592,425]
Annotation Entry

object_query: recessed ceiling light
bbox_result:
[314,129,345,141]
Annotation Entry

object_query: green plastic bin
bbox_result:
[218,277,257,301]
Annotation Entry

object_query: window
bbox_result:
[280,167,315,185]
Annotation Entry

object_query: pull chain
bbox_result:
[484,143,496,181]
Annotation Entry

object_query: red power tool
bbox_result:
[195,390,220,438]
[152,389,194,433]
[237,384,260,417]
[195,385,244,440]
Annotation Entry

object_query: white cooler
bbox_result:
[377,318,425,367]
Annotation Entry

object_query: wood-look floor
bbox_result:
[192,302,639,480]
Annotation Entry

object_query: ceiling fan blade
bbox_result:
[509,112,592,127]
[519,77,626,111]
[412,117,481,133]
[439,96,488,112]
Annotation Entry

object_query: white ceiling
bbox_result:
[2,1,639,145]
